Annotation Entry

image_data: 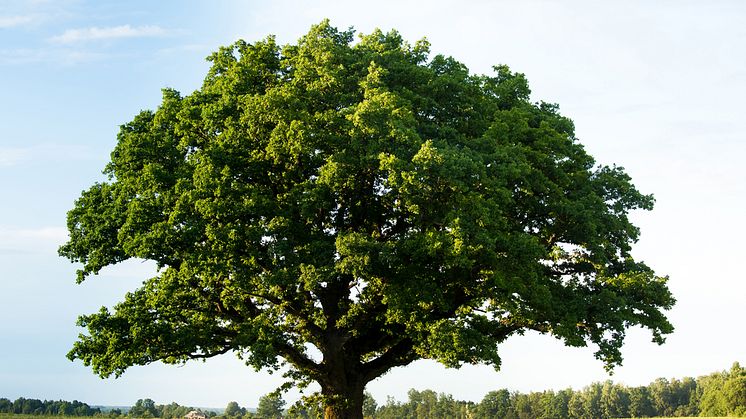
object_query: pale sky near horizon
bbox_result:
[1,0,745,409]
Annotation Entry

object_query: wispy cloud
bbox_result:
[0,47,108,66]
[49,24,167,43]
[0,144,96,167]
[156,43,209,55]
[0,147,30,167]
[0,15,35,28]
[0,226,68,255]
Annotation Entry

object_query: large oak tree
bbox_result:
[60,21,674,419]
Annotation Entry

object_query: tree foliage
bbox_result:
[223,402,245,418]
[60,20,674,418]
[129,400,158,419]
[699,362,746,417]
[0,398,100,416]
[256,394,285,419]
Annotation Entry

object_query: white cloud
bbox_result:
[0,226,68,254]
[50,24,167,44]
[0,47,108,66]
[0,15,35,28]
[0,144,95,167]
[156,43,209,55]
[12,226,68,241]
[0,147,29,167]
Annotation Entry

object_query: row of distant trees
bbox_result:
[0,396,283,419]
[124,397,286,419]
[0,399,100,416]
[215,362,746,418]
[2,362,743,418]
[283,362,745,418]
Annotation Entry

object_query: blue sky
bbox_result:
[1,0,745,409]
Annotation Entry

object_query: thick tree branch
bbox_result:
[361,338,416,383]
[275,339,323,380]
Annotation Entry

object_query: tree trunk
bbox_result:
[321,380,365,419]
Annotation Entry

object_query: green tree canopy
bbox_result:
[60,20,674,419]
[223,402,243,417]
[130,399,158,418]
[256,393,285,419]
[477,389,514,419]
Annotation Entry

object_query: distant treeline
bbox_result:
[0,399,100,416]
[0,398,212,419]
[286,362,746,418]
[2,362,744,418]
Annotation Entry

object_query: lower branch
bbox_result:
[361,338,416,382]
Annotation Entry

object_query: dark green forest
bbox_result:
[2,362,743,418]
[0,399,101,417]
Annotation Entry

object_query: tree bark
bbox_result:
[322,380,365,419]
[319,345,366,419]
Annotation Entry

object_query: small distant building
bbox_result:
[184,411,207,419]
